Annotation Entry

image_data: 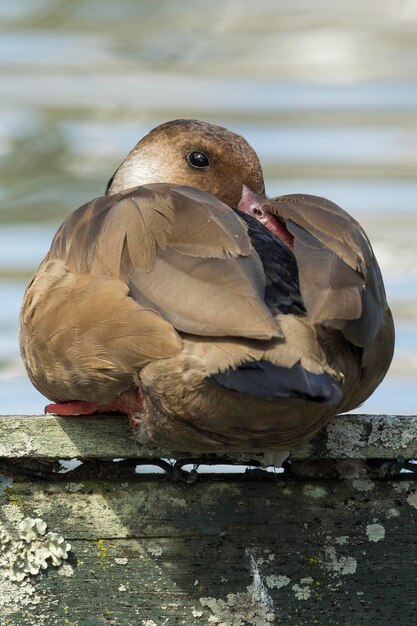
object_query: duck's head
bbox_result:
[105,119,265,208]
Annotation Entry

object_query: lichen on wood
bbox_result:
[0,413,417,462]
[0,471,416,625]
[0,413,416,625]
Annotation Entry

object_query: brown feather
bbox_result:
[20,259,182,403]
[290,224,364,325]
[129,248,279,339]
[269,193,390,348]
[48,184,280,341]
[271,194,368,272]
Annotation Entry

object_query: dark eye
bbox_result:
[187,151,210,168]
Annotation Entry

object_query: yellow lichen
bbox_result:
[3,488,25,513]
[96,539,109,570]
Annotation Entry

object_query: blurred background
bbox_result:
[0,0,416,414]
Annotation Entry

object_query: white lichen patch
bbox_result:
[366,523,385,543]
[142,620,157,626]
[327,417,366,458]
[292,578,313,601]
[265,574,291,589]
[386,508,400,519]
[200,591,275,626]
[0,516,70,619]
[19,518,47,543]
[393,481,410,494]
[351,477,375,492]
[323,546,357,577]
[192,609,203,618]
[65,482,83,493]
[254,550,274,566]
[302,484,327,498]
[147,542,163,557]
[0,517,71,583]
[368,415,417,450]
[57,563,74,577]
[335,536,349,546]
[2,503,24,525]
[114,557,128,565]
[0,432,39,458]
[0,578,41,614]
[118,584,127,591]
[292,585,311,600]
[167,495,188,509]
[406,491,417,509]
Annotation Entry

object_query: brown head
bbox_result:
[106,119,265,208]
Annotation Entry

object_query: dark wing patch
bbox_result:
[236,210,305,316]
[211,359,342,404]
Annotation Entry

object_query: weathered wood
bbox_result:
[1,414,416,625]
[0,413,417,461]
[1,473,417,625]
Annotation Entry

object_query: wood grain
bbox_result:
[1,414,416,625]
[1,475,416,625]
[0,413,416,461]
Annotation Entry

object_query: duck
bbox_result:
[19,119,394,453]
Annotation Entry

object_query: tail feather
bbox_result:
[210,359,342,404]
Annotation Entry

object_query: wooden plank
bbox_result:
[0,414,417,461]
[1,473,417,625]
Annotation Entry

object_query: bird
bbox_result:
[19,119,394,453]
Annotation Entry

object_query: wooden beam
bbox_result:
[1,475,417,624]
[1,413,416,624]
[0,413,416,461]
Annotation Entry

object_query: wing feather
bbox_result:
[271,194,390,347]
[48,183,280,340]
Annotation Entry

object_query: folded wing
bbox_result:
[49,183,281,341]
[270,193,389,348]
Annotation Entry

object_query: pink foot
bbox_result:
[45,400,111,416]
[45,390,143,429]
